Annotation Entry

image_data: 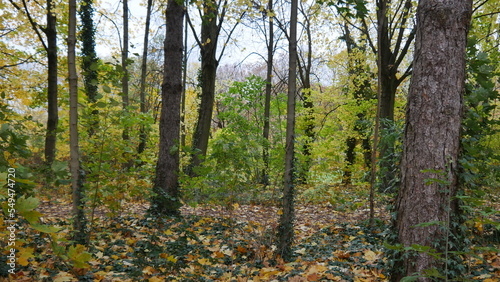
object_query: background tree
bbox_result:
[150,0,184,216]
[69,0,87,244]
[392,0,473,280]
[79,0,99,137]
[137,0,154,155]
[277,0,298,261]
[122,0,130,142]
[7,0,59,168]
[186,0,245,176]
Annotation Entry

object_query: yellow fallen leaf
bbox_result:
[363,250,377,262]
[18,247,34,266]
[142,266,156,275]
[166,255,177,263]
[198,258,211,265]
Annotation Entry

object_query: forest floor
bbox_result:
[3,197,500,281]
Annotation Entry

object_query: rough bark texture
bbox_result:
[188,0,220,176]
[151,0,184,216]
[393,0,472,280]
[277,0,297,261]
[44,0,58,167]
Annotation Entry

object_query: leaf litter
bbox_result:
[2,199,499,281]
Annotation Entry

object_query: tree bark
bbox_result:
[392,0,472,280]
[187,0,220,176]
[44,0,58,167]
[277,0,297,261]
[150,0,184,216]
[69,0,87,244]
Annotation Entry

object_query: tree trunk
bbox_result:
[392,0,472,280]
[261,0,274,186]
[376,0,415,192]
[68,0,87,244]
[277,0,297,261]
[138,0,153,155]
[150,0,184,216]
[44,0,58,167]
[122,0,130,141]
[79,0,99,137]
[187,0,219,175]
[296,4,314,184]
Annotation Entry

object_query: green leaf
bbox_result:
[67,245,92,268]
[15,196,39,213]
[102,85,111,93]
[400,276,419,282]
[31,224,62,233]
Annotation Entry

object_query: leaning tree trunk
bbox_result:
[150,0,184,216]
[392,0,473,280]
[187,0,219,176]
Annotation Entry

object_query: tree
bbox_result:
[137,0,154,155]
[392,0,473,280]
[7,0,59,168]
[340,22,373,185]
[68,0,87,244]
[79,0,99,137]
[150,0,184,216]
[277,0,297,261]
[186,0,245,176]
[122,0,130,142]
[262,0,275,186]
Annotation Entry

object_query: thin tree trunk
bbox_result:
[296,4,314,184]
[69,0,87,244]
[138,0,153,154]
[150,0,184,215]
[277,0,297,261]
[122,0,130,141]
[44,0,58,167]
[261,0,274,186]
[392,0,472,280]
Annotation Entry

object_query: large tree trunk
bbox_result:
[187,0,219,175]
[68,0,87,244]
[392,0,472,280]
[44,0,58,167]
[150,0,184,216]
[277,0,297,261]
